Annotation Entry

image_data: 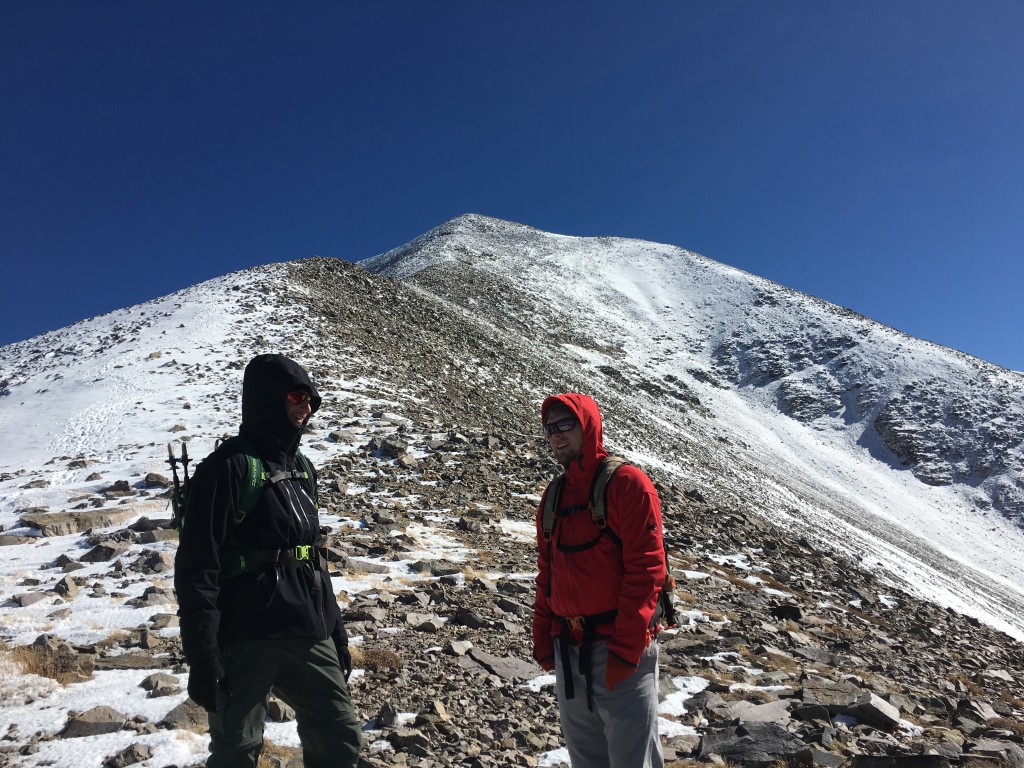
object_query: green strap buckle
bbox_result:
[294,545,312,561]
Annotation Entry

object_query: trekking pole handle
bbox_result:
[167,443,183,519]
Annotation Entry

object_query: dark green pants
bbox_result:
[207,636,361,768]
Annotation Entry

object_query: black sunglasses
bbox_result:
[543,417,578,437]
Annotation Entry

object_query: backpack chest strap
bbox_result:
[265,468,309,485]
[220,542,324,579]
[541,456,628,539]
[556,525,621,553]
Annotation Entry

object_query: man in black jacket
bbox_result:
[175,354,361,767]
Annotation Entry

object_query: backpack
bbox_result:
[167,436,319,577]
[219,435,318,525]
[541,456,678,630]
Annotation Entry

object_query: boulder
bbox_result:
[19,508,133,537]
[467,648,541,681]
[61,705,126,738]
[699,722,812,768]
[104,742,153,767]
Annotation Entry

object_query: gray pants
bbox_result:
[555,638,663,768]
[207,636,361,768]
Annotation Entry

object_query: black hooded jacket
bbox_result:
[174,354,342,662]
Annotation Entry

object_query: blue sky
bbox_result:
[2,2,1022,371]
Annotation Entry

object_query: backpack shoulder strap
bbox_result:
[294,449,318,508]
[540,474,565,541]
[217,435,268,524]
[236,454,267,524]
[589,456,628,529]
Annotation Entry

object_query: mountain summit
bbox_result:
[0,215,1022,766]
[362,214,1024,633]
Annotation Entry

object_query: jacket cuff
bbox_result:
[331,620,349,647]
[607,648,638,670]
[606,638,642,669]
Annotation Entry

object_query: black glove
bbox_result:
[187,654,228,712]
[331,622,353,681]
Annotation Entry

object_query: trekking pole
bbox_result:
[167,442,190,528]
[180,441,191,497]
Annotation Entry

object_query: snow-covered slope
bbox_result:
[1,215,1022,767]
[0,263,342,496]
[362,214,1024,640]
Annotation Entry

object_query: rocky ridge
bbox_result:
[366,214,1024,525]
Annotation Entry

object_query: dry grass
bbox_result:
[728,667,751,683]
[4,641,93,684]
[740,645,803,674]
[351,646,403,672]
[764,654,802,674]
[989,717,1024,737]
[717,686,780,704]
[961,759,1016,768]
[460,564,491,582]
[842,603,883,627]
[392,575,424,588]
[6,645,47,677]
[712,568,761,592]
[998,691,1024,709]
[950,672,986,696]
[707,564,796,599]
[258,740,302,767]
[772,759,817,768]
[747,571,792,594]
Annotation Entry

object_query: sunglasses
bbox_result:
[286,391,313,405]
[543,417,578,437]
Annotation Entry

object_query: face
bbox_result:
[545,408,582,467]
[285,392,313,428]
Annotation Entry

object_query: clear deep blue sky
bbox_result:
[2,2,1022,371]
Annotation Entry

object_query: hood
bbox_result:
[541,392,608,476]
[240,353,321,457]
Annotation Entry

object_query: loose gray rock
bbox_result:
[160,698,207,731]
[466,649,541,681]
[699,722,812,768]
[19,508,133,536]
[104,742,153,767]
[61,705,127,738]
[142,473,171,488]
[81,540,131,562]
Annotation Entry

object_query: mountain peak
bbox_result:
[358,216,1024,623]
[360,213,547,278]
[1,218,1023,765]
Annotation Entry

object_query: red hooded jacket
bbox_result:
[532,393,666,670]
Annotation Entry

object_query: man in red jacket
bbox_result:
[533,393,666,768]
